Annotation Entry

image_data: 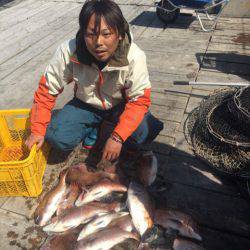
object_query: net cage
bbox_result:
[228,86,250,127]
[184,88,250,180]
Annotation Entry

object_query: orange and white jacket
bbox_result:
[31,35,151,142]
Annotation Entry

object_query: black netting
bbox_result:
[184,88,250,180]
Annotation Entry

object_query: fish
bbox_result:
[136,151,158,187]
[97,160,129,186]
[66,163,117,186]
[87,201,125,212]
[75,179,127,206]
[138,242,151,250]
[154,209,202,241]
[56,183,81,216]
[109,214,135,233]
[127,182,154,237]
[40,226,81,250]
[34,170,68,226]
[77,212,129,241]
[75,226,140,250]
[96,159,117,172]
[173,237,204,250]
[43,205,111,233]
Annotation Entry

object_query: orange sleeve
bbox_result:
[114,88,151,142]
[31,76,58,136]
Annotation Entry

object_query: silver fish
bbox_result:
[154,209,202,241]
[75,179,127,206]
[137,151,158,186]
[34,170,68,226]
[77,212,129,241]
[173,237,204,250]
[43,205,110,233]
[127,182,154,237]
[75,226,139,250]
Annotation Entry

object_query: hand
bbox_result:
[102,137,122,161]
[25,133,44,150]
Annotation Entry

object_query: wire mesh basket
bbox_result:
[227,86,250,126]
[207,98,250,147]
[185,88,250,180]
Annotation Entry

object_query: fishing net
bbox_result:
[207,98,250,147]
[184,88,250,180]
[227,86,250,126]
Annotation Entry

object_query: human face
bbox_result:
[84,14,121,62]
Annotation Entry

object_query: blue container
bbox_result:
[171,0,214,8]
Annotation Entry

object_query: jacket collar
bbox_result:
[75,30,131,71]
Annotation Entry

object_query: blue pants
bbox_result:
[45,98,163,151]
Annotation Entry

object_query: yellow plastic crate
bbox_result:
[0,109,50,197]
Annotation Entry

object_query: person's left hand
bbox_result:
[102,137,122,161]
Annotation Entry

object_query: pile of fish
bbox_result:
[35,151,204,250]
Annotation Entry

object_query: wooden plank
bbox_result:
[157,120,178,138]
[0,5,80,64]
[173,131,194,155]
[151,92,188,109]
[201,58,250,76]
[146,51,200,76]
[0,0,37,19]
[138,13,166,38]
[141,134,175,155]
[185,96,203,113]
[159,153,240,196]
[0,29,78,109]
[129,7,156,38]
[219,17,250,25]
[155,182,250,237]
[216,22,250,31]
[0,1,76,45]
[155,28,211,40]
[204,51,250,64]
[151,80,192,96]
[0,0,54,32]
[213,28,249,38]
[211,34,250,46]
[135,36,208,53]
[195,70,250,91]
[197,69,250,83]
[207,42,250,53]
[150,104,185,123]
[0,18,79,81]
[149,70,196,84]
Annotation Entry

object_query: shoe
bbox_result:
[82,133,97,150]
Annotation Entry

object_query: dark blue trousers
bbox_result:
[45,98,163,151]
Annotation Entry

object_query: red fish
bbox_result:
[154,209,202,241]
[34,170,67,226]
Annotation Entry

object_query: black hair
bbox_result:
[76,0,129,64]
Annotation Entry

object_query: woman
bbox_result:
[25,0,163,161]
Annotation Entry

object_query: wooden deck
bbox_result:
[0,0,250,249]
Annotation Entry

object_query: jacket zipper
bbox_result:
[97,70,107,110]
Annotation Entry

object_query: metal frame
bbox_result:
[154,0,230,31]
